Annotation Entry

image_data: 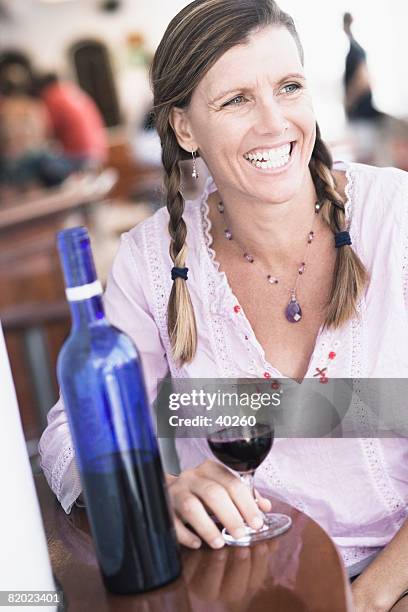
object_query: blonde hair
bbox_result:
[150,0,368,364]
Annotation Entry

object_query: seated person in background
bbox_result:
[35,73,108,170]
[0,65,74,193]
[0,51,88,194]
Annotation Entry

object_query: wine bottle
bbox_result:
[56,226,181,594]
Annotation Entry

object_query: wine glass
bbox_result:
[207,422,292,546]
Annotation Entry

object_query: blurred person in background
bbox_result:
[0,50,36,98]
[343,12,385,124]
[0,51,75,195]
[342,15,408,171]
[35,72,108,170]
[342,12,389,165]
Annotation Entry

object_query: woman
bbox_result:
[39,1,408,609]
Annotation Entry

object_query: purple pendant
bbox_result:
[285,297,302,323]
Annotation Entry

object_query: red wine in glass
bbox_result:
[207,422,291,546]
[207,424,273,472]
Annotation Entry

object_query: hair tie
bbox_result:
[335,231,352,248]
[171,266,189,281]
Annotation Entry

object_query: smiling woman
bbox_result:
[152,2,367,366]
[39,1,408,610]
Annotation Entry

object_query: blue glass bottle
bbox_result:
[56,227,181,594]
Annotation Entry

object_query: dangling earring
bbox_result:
[191,149,199,180]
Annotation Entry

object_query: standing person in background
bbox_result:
[342,18,408,170]
[342,13,390,164]
[35,73,108,170]
[342,12,384,123]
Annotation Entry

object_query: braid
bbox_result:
[310,124,368,327]
[161,128,197,363]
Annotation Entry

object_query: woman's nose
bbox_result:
[255,99,289,136]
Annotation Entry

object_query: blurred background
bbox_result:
[0,0,407,463]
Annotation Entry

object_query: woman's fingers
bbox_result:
[189,478,250,540]
[173,491,225,548]
[173,515,202,549]
[202,462,264,530]
[168,460,273,550]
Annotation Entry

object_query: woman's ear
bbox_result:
[170,107,198,153]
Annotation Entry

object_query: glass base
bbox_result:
[222,513,292,546]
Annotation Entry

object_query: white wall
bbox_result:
[0,0,187,72]
[0,0,189,124]
[1,0,407,138]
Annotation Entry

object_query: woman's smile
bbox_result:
[243,141,295,172]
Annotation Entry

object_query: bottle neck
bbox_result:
[69,294,106,329]
[57,227,104,330]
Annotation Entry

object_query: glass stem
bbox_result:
[239,471,256,501]
[239,471,266,524]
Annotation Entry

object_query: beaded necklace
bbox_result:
[217,200,322,323]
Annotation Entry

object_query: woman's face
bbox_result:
[172,25,316,205]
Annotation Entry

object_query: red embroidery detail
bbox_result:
[233,305,241,313]
[263,372,271,379]
[313,367,327,378]
[328,351,336,360]
[271,381,280,390]
[319,375,329,384]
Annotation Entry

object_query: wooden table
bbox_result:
[35,474,352,611]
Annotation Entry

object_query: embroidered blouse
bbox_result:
[39,161,408,573]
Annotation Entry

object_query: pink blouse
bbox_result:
[39,161,408,573]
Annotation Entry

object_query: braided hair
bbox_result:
[310,124,368,327]
[160,122,197,363]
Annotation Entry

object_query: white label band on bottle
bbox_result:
[65,280,103,302]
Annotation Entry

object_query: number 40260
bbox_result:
[215,415,257,427]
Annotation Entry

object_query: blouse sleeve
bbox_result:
[38,232,169,513]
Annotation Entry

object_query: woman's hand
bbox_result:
[166,459,272,549]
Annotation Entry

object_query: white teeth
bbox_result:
[245,151,291,170]
[244,143,292,165]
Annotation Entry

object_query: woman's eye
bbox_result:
[223,95,247,107]
[281,83,302,95]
